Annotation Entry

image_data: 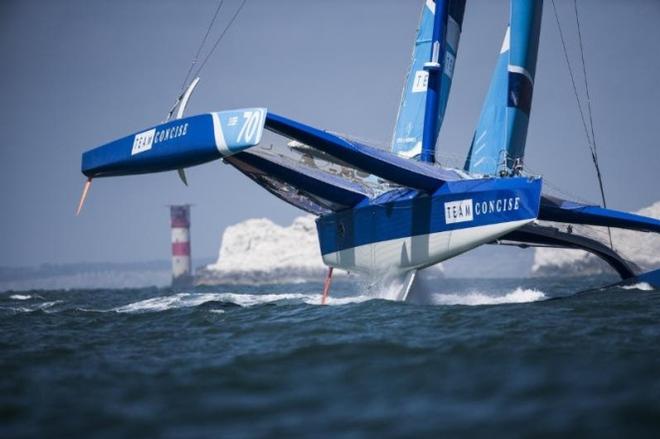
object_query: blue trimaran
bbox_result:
[78,0,659,301]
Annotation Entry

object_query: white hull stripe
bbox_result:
[211,112,229,156]
[322,219,532,275]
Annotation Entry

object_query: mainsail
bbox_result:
[464,0,543,176]
[391,0,466,161]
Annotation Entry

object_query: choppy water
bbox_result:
[2,277,660,438]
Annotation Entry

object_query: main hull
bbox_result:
[316,177,542,275]
[321,219,533,275]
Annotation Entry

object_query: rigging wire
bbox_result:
[180,0,225,91]
[550,0,592,152]
[191,0,248,80]
[574,0,599,169]
[166,0,248,121]
[550,0,613,249]
[573,0,613,249]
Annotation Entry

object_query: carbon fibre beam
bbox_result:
[501,223,638,279]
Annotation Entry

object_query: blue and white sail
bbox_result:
[464,0,543,176]
[391,0,466,161]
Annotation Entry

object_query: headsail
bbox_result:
[391,0,466,161]
[465,0,543,176]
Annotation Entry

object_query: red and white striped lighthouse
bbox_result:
[170,205,193,288]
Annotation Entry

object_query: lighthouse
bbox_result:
[170,205,193,288]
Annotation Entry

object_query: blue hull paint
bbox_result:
[634,269,660,289]
[316,176,542,255]
[265,112,461,192]
[82,109,266,178]
[82,114,219,178]
[539,196,660,234]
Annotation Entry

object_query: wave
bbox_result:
[9,294,32,300]
[113,292,374,313]
[113,287,546,313]
[429,287,547,306]
[621,282,654,291]
[3,288,549,315]
[3,300,63,313]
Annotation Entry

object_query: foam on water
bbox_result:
[324,295,374,306]
[368,281,408,301]
[10,294,32,300]
[114,293,226,313]
[113,292,374,313]
[621,282,654,291]
[112,287,547,313]
[38,300,63,309]
[430,287,547,306]
[4,300,63,314]
[358,270,419,302]
[2,286,550,315]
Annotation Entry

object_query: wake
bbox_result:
[113,287,548,313]
[621,282,654,291]
[113,292,373,313]
[2,288,550,315]
[427,287,547,306]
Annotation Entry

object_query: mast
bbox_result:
[420,0,449,163]
[390,1,466,161]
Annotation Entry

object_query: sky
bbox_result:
[0,0,658,267]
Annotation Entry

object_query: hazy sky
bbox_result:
[1,0,658,267]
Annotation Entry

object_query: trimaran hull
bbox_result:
[77,0,660,297]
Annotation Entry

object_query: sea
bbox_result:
[1,276,659,438]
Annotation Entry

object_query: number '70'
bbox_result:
[237,110,263,144]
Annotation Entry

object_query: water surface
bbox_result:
[1,277,659,437]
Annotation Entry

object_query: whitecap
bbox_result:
[38,300,63,309]
[430,287,547,306]
[114,292,307,313]
[9,294,32,300]
[114,293,216,313]
[621,282,654,291]
[3,300,63,313]
[319,295,374,306]
[113,291,380,313]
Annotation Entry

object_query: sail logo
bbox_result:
[131,128,156,156]
[412,70,429,93]
[444,199,473,224]
[444,52,455,78]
